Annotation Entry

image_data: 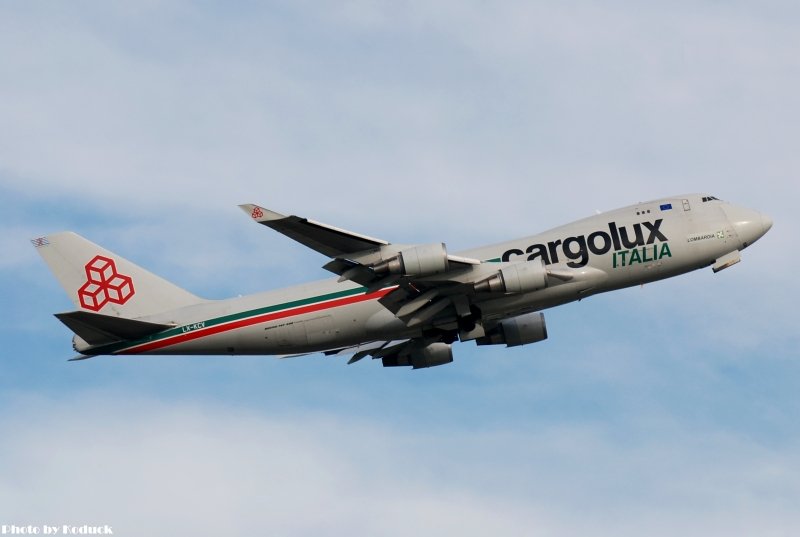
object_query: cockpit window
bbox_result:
[702,196,720,202]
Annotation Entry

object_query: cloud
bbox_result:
[1,394,799,537]
[2,1,795,236]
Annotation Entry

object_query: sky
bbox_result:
[1,1,799,535]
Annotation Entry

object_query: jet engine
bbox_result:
[476,312,548,347]
[373,243,449,277]
[382,342,454,369]
[474,259,547,294]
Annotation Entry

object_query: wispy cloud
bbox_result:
[1,394,798,536]
[2,2,794,231]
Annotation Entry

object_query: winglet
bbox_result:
[238,204,286,223]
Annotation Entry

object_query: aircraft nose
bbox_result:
[722,204,772,249]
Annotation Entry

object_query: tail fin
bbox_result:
[32,232,204,319]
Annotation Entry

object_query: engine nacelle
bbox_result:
[373,243,449,277]
[476,312,548,347]
[474,259,547,294]
[382,342,454,369]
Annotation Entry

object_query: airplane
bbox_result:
[32,193,772,368]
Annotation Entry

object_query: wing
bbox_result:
[238,204,592,339]
[239,204,494,323]
[239,204,390,258]
[239,204,479,283]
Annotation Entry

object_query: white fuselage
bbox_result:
[85,194,770,356]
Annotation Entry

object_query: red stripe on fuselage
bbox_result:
[120,288,393,354]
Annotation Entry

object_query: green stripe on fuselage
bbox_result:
[88,286,369,355]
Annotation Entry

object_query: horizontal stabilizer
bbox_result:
[55,311,173,346]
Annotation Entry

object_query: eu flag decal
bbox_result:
[659,203,673,211]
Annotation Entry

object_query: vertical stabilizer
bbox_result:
[32,232,204,318]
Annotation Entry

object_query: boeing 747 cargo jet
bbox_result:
[33,194,772,368]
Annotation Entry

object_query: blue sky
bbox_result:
[1,2,799,535]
